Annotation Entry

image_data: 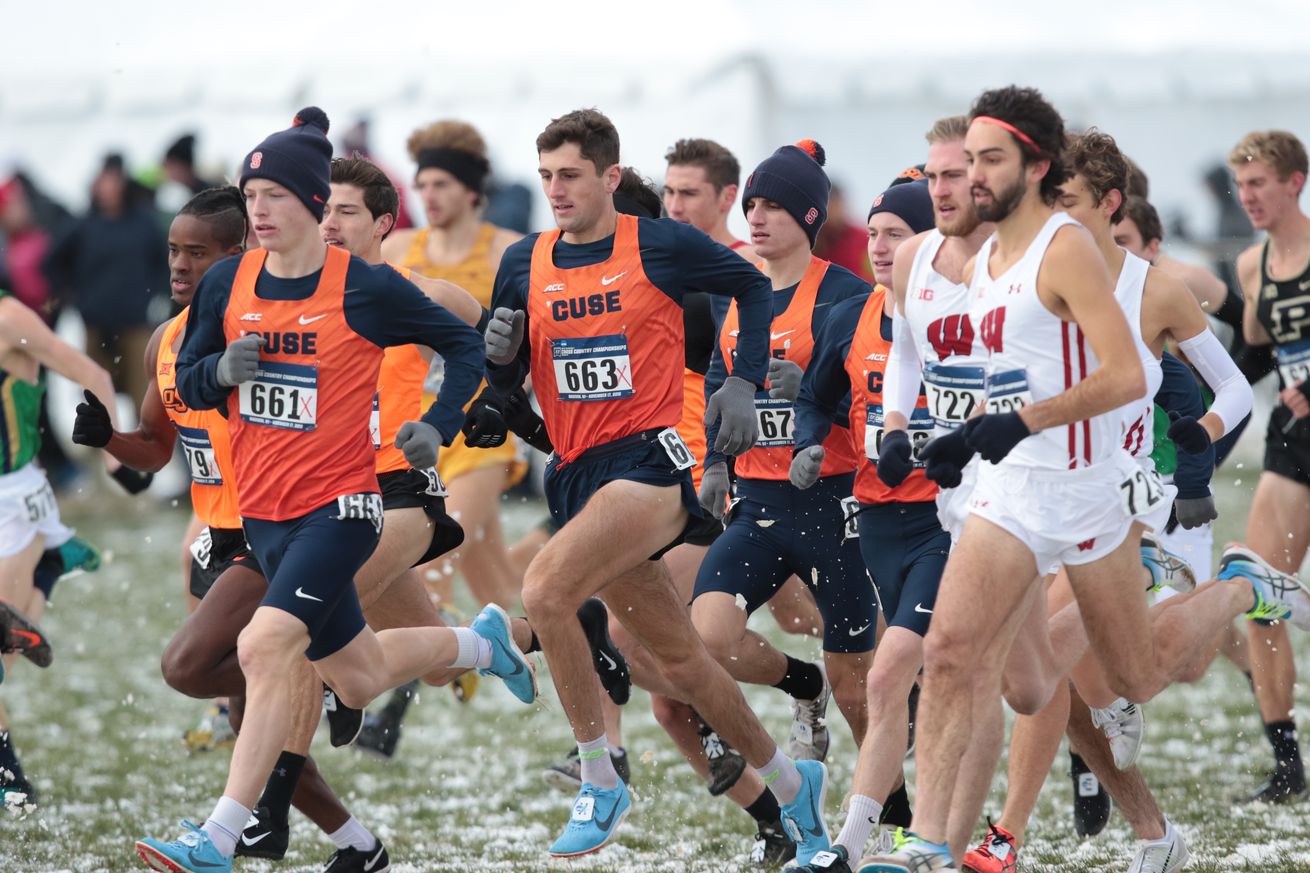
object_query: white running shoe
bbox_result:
[1125,819,1190,873]
[1140,532,1196,593]
[1090,697,1145,770]
[789,663,831,762]
[1219,544,1310,631]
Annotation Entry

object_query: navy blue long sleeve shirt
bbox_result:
[1156,349,1214,499]
[794,290,876,451]
[175,252,483,443]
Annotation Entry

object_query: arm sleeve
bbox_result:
[796,299,860,451]
[701,308,732,470]
[1176,329,1253,438]
[175,265,236,411]
[883,311,924,419]
[1156,350,1214,499]
[485,241,533,396]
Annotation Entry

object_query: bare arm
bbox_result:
[409,274,482,327]
[0,297,118,426]
[380,228,419,265]
[1158,252,1228,314]
[1019,226,1145,432]
[103,322,178,472]
[1236,245,1271,346]
[487,226,525,273]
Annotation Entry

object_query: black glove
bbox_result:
[1166,410,1212,455]
[964,412,1032,464]
[461,388,508,449]
[504,388,553,454]
[918,428,975,488]
[875,429,914,489]
[72,389,113,448]
[110,466,154,495]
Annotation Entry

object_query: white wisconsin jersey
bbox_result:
[905,229,987,433]
[1111,252,1163,466]
[968,211,1121,470]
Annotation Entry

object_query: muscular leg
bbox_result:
[356,507,431,613]
[825,650,871,746]
[768,577,824,638]
[1065,687,1164,841]
[435,464,517,607]
[693,593,791,686]
[0,536,44,612]
[161,563,265,699]
[991,683,1070,845]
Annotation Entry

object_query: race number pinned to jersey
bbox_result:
[1277,340,1310,388]
[754,398,795,447]
[239,362,318,431]
[334,492,384,534]
[656,427,696,471]
[21,479,55,524]
[1119,465,1165,518]
[839,495,860,540]
[864,403,931,465]
[188,526,213,570]
[923,362,986,429]
[552,334,634,402]
[369,391,382,450]
[985,369,1034,415]
[420,467,448,497]
[176,425,223,486]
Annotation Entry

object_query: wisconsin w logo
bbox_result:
[927,313,974,360]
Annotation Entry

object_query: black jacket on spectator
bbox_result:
[43,205,167,329]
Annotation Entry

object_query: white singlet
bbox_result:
[1112,252,1164,467]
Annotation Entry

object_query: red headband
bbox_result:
[972,116,1042,154]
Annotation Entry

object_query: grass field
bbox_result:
[3,459,1310,872]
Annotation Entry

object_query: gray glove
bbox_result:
[705,375,759,456]
[216,334,265,387]
[698,461,731,519]
[1174,494,1217,530]
[486,308,525,365]
[788,445,825,490]
[394,420,443,469]
[767,358,804,401]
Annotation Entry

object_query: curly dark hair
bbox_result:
[178,185,246,249]
[615,167,661,218]
[968,85,1069,206]
[1065,129,1129,223]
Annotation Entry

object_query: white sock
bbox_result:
[449,627,492,670]
[578,734,619,789]
[756,747,802,804]
[328,815,377,852]
[836,794,884,858]
[202,795,251,858]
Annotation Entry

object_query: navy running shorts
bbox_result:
[378,468,465,566]
[190,526,265,600]
[856,501,950,637]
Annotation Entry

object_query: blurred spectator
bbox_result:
[1206,163,1255,242]
[0,177,56,320]
[340,118,415,230]
[43,153,167,403]
[155,133,217,214]
[484,176,534,234]
[813,183,873,281]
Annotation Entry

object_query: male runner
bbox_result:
[1230,128,1310,803]
[487,108,830,863]
[863,87,1310,873]
[787,179,936,872]
[134,107,533,873]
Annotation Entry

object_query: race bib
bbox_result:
[420,467,448,497]
[840,495,860,540]
[552,334,634,402]
[923,362,986,429]
[1119,465,1165,518]
[239,362,318,431]
[176,425,223,486]
[189,526,213,570]
[369,391,382,450]
[754,398,795,447]
[1277,340,1310,388]
[864,403,932,465]
[22,480,55,524]
[656,427,696,471]
[334,492,384,534]
[985,368,1034,415]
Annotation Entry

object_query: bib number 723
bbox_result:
[1119,466,1165,517]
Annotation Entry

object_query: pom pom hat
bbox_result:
[241,107,334,221]
[742,139,831,248]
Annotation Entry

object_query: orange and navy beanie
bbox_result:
[742,139,830,247]
[240,106,333,221]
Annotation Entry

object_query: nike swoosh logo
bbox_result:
[492,637,524,675]
[599,651,618,672]
[9,629,41,647]
[848,622,871,636]
[593,798,621,831]
[601,272,627,286]
[295,587,324,602]
[241,832,271,846]
[298,314,327,325]
[364,845,386,870]
[771,330,795,341]
[915,602,933,614]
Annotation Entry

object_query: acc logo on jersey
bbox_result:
[543,283,565,294]
[240,312,263,322]
[249,151,263,169]
[804,208,819,225]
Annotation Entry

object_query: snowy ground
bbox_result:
[3,466,1309,872]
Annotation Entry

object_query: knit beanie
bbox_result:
[742,140,830,247]
[240,107,333,221]
[867,179,934,234]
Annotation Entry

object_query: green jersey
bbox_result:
[0,290,45,474]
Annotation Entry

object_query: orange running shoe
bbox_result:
[961,820,1019,873]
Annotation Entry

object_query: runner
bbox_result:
[134,107,533,873]
[862,86,1310,873]
[487,108,830,863]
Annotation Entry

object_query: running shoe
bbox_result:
[1090,697,1145,770]
[750,820,796,867]
[323,684,364,747]
[183,703,235,754]
[470,603,537,704]
[233,805,288,860]
[1220,544,1310,630]
[548,780,631,857]
[856,828,954,873]
[356,680,419,759]
[789,665,831,762]
[699,719,747,796]
[779,759,831,866]
[1,774,36,813]
[0,600,52,667]
[1234,765,1308,805]
[58,535,102,574]
[323,839,391,872]
[135,820,231,873]
[541,746,630,793]
[961,820,1019,873]
[578,597,631,705]
[1125,819,1189,873]
[793,845,854,871]
[1140,532,1195,593]
[1070,751,1112,836]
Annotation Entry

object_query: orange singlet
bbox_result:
[370,263,430,475]
[846,285,937,505]
[157,308,242,529]
[676,369,708,489]
[222,247,384,520]
[528,214,684,463]
[719,256,860,481]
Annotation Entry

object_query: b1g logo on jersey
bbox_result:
[549,290,622,322]
[927,313,974,360]
[1270,295,1310,342]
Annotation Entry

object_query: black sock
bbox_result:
[880,781,913,828]
[383,680,420,720]
[257,752,306,824]
[526,627,541,655]
[744,787,781,825]
[773,656,823,701]
[1245,671,1256,696]
[0,731,25,784]
[1265,720,1304,775]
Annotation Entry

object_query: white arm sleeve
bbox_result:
[884,311,925,420]
[1176,329,1253,437]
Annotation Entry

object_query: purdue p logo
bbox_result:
[250,151,263,169]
